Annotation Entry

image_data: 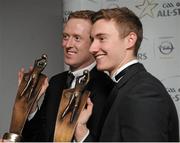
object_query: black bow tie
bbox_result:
[66,72,75,88]
[115,63,137,81]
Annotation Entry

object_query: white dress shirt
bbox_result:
[111,59,139,83]
[70,62,96,88]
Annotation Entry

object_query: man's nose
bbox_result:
[89,41,99,54]
[65,38,74,48]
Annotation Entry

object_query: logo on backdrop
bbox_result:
[161,75,180,103]
[137,37,152,61]
[157,1,180,17]
[135,0,158,18]
[137,52,148,61]
[135,0,180,18]
[154,36,175,59]
[159,41,174,55]
[63,10,72,22]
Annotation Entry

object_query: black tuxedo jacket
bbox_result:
[22,67,113,141]
[90,63,178,142]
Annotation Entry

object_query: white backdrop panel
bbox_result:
[63,0,180,134]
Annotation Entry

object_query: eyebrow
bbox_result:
[62,32,68,35]
[94,33,109,38]
[62,32,81,37]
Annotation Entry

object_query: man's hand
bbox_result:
[74,98,93,142]
[0,139,9,143]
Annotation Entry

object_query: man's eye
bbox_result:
[63,35,69,40]
[99,37,105,41]
[75,36,81,41]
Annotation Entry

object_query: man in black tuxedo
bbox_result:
[76,7,179,141]
[21,10,113,141]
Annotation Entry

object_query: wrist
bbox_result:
[74,123,89,142]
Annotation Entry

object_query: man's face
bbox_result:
[62,18,94,71]
[89,19,128,75]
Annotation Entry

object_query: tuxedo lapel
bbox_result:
[116,63,146,89]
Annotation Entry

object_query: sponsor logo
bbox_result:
[135,0,158,18]
[159,41,174,55]
[154,37,175,59]
[137,37,150,61]
[137,52,148,60]
[167,87,180,102]
[135,0,180,18]
[161,75,180,103]
[157,1,180,17]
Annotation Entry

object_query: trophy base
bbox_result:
[2,132,22,142]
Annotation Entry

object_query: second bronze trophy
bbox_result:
[54,70,90,142]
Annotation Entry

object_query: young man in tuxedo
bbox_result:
[75,7,179,142]
[21,10,113,141]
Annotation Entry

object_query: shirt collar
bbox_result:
[111,59,138,83]
[69,62,96,88]
[71,62,96,78]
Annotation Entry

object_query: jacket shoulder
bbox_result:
[48,71,68,86]
[90,68,113,89]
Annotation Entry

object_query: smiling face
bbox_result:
[89,19,136,76]
[62,18,95,71]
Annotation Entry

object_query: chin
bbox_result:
[64,58,74,65]
[96,65,106,71]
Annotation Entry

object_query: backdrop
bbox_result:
[63,0,180,134]
[0,0,63,137]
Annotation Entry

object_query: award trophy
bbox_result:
[2,54,48,142]
[54,70,91,142]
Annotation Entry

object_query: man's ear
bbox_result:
[126,32,137,49]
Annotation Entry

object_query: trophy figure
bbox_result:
[2,54,48,142]
[54,70,91,142]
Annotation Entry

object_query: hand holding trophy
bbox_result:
[2,54,48,142]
